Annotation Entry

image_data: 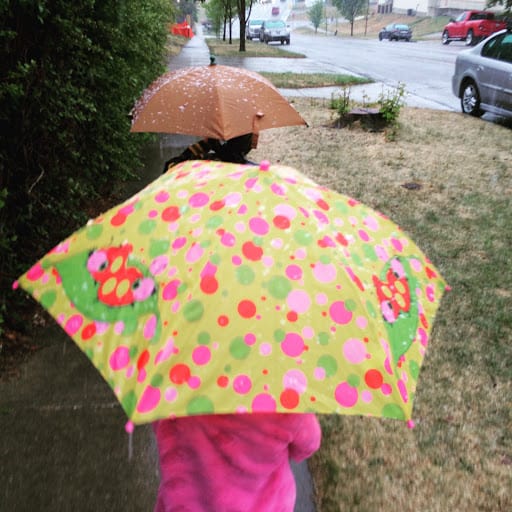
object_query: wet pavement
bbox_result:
[0,326,160,511]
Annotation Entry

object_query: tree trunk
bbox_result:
[239,0,246,51]
[228,5,233,44]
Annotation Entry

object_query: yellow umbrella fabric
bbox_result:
[15,160,447,426]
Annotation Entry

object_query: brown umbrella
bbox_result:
[129,64,307,140]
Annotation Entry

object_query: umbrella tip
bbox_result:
[209,55,216,66]
[259,160,270,172]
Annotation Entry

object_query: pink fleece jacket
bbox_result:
[152,413,321,512]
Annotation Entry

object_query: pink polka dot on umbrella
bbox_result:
[334,382,358,408]
[233,374,252,394]
[281,332,305,357]
[287,289,311,314]
[137,385,161,413]
[285,264,302,280]
[26,263,45,281]
[188,192,209,208]
[110,346,131,371]
[155,191,170,203]
[249,217,269,236]
[329,301,353,325]
[283,369,308,394]
[312,262,337,283]
[252,393,277,412]
[343,338,368,364]
[65,314,83,336]
[192,346,211,365]
[259,343,272,356]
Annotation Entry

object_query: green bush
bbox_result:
[330,86,352,117]
[378,82,406,125]
[0,0,175,334]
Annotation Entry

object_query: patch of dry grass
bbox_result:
[251,99,512,511]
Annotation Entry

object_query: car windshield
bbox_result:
[267,20,285,28]
[249,20,263,26]
[395,25,410,30]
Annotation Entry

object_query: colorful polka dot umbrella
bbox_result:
[14,160,448,427]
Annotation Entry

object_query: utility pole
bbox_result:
[364,0,369,36]
[325,0,328,34]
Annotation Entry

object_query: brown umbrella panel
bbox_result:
[130,65,307,140]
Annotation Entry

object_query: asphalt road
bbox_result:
[231,5,469,111]
[280,32,465,111]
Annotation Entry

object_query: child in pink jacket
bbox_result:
[152,413,321,512]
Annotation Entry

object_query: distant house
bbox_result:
[377,0,504,17]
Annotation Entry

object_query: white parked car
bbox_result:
[259,19,290,45]
[452,28,512,118]
[246,19,264,40]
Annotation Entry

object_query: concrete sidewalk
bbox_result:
[0,323,160,511]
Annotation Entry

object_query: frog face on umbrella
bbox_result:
[53,245,161,341]
[87,245,156,307]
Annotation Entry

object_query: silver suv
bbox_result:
[246,19,264,40]
[259,19,290,45]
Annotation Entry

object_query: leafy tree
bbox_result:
[205,0,236,43]
[309,1,325,33]
[332,0,367,36]
[205,0,256,52]
[176,0,198,23]
[205,0,226,36]
[486,0,512,13]
[0,0,175,333]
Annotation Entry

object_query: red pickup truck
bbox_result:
[441,10,507,46]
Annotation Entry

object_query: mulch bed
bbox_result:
[328,107,388,132]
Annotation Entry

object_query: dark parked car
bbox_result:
[379,24,412,42]
[201,20,213,31]
[452,28,512,118]
[259,19,290,45]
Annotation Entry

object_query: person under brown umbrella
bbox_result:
[162,132,257,173]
